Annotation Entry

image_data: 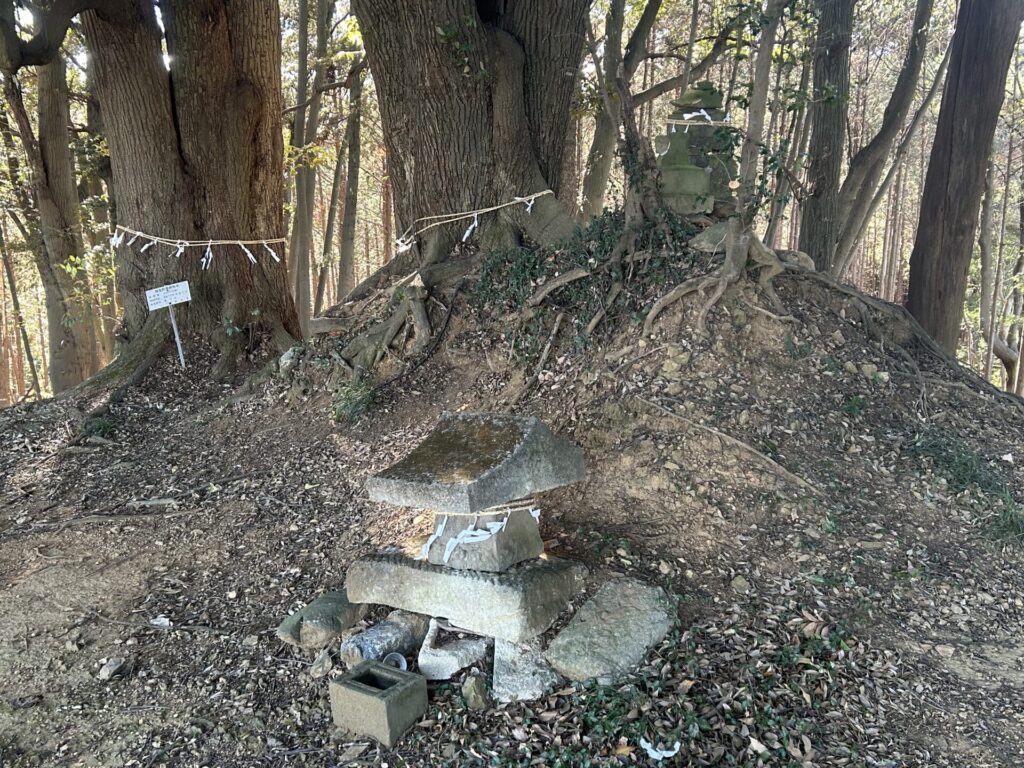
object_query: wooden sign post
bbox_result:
[145,280,191,369]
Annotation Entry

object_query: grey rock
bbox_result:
[310,648,334,678]
[731,575,751,594]
[97,657,129,681]
[339,610,430,668]
[690,221,729,253]
[278,344,304,375]
[461,675,490,711]
[346,555,587,642]
[426,504,543,572]
[417,619,491,680]
[493,638,558,702]
[277,590,367,649]
[366,412,585,514]
[778,249,815,271]
[545,577,672,683]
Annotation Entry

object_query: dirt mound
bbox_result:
[1,256,1022,766]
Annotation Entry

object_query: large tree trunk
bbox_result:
[351,0,585,273]
[5,57,97,392]
[906,0,1024,354]
[798,0,855,271]
[80,0,299,376]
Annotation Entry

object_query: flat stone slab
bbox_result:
[417,619,491,680]
[493,637,558,702]
[346,555,587,642]
[366,412,585,514]
[544,577,673,683]
[425,503,543,572]
[276,590,367,649]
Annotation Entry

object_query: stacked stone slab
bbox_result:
[658,80,737,215]
[344,412,587,702]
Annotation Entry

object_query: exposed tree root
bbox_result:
[636,395,823,497]
[644,226,787,336]
[783,270,1024,418]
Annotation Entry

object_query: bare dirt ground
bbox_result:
[2,272,1023,767]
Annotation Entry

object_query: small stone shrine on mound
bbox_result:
[320,412,673,746]
[348,412,588,640]
[658,80,737,215]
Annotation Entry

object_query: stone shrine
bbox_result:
[658,80,737,214]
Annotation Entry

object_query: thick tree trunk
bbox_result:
[798,0,854,272]
[5,59,97,392]
[337,70,362,301]
[352,0,584,272]
[80,0,299,374]
[906,0,1024,354]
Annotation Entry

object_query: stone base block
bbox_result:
[425,505,543,572]
[346,555,587,642]
[493,637,558,702]
[545,577,672,683]
[329,660,427,748]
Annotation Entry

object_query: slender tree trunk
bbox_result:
[313,136,345,315]
[0,222,40,397]
[289,0,332,336]
[831,0,933,277]
[337,70,362,300]
[798,0,855,271]
[906,0,1024,354]
[352,0,585,272]
[5,58,96,392]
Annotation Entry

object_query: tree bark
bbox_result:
[798,0,855,271]
[337,68,362,301]
[4,58,97,392]
[831,0,932,277]
[0,222,41,397]
[289,0,333,336]
[906,0,1024,354]
[313,137,345,315]
[76,0,299,375]
[351,0,584,271]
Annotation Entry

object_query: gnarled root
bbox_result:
[340,280,437,380]
[643,225,787,336]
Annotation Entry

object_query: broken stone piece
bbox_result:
[276,590,368,649]
[425,503,543,572]
[338,610,430,668]
[346,554,587,642]
[544,577,673,683]
[97,657,129,681]
[366,412,585,514]
[461,674,490,711]
[310,648,333,678]
[417,619,491,680]
[329,660,428,748]
[690,221,729,253]
[493,638,558,702]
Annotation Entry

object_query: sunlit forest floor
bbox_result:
[2,272,1023,767]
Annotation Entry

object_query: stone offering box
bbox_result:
[329,660,428,748]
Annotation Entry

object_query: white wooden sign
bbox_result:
[145,280,191,369]
[145,281,191,310]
